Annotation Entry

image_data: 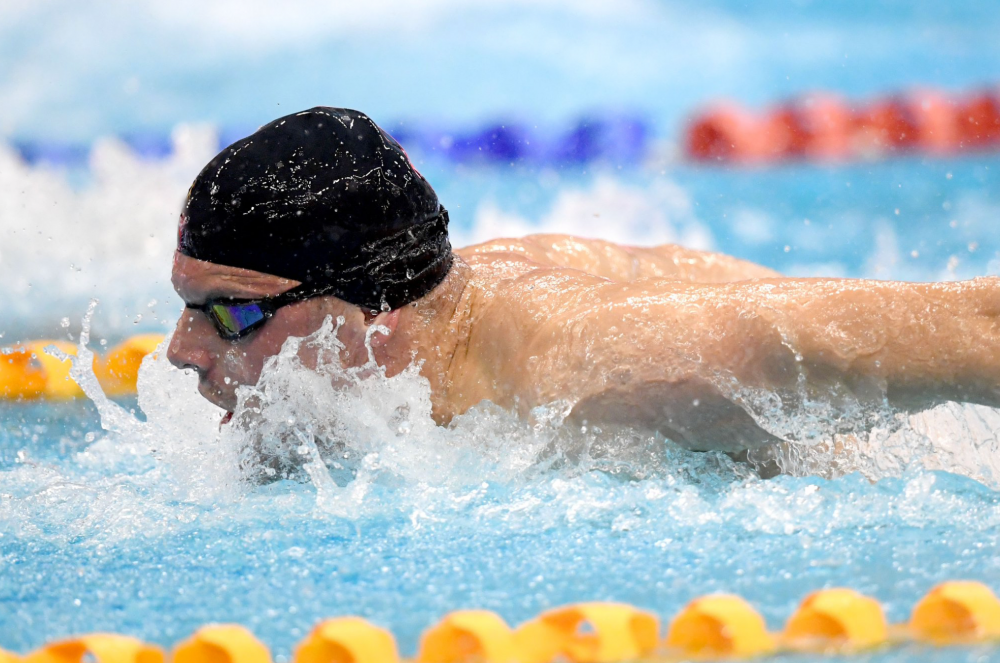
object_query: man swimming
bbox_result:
[168,107,1000,454]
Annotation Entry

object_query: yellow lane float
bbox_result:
[0,335,164,400]
[0,340,81,399]
[174,625,271,663]
[665,594,775,659]
[418,610,515,663]
[909,581,1000,644]
[10,582,1000,661]
[513,603,658,663]
[94,334,164,397]
[296,617,399,663]
[783,588,888,652]
[23,635,163,663]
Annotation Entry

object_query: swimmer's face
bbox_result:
[167,252,375,412]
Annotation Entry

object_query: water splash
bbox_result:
[2,291,999,554]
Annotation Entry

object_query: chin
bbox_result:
[198,379,236,412]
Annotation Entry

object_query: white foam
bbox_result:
[457,176,713,249]
[2,293,1000,549]
[0,126,217,338]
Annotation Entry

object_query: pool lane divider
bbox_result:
[10,114,649,170]
[4,581,1000,662]
[684,87,1000,165]
[0,334,164,400]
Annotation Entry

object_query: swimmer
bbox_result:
[168,107,1000,453]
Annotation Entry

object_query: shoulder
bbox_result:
[458,234,644,281]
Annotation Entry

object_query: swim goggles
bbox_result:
[188,286,330,341]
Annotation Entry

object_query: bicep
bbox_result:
[512,282,797,440]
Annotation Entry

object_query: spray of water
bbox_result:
[4,288,1000,549]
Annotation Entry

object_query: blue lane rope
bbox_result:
[7,114,651,169]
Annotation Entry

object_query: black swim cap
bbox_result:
[179,107,452,311]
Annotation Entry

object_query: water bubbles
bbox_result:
[60,317,70,328]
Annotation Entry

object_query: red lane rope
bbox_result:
[685,88,1000,164]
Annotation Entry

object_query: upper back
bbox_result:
[457,234,779,284]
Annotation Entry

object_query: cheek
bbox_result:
[216,344,265,385]
[337,323,373,367]
[215,324,294,386]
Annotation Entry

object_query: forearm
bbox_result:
[737,277,1000,408]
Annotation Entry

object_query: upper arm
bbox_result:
[503,278,792,450]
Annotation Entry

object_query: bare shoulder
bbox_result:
[458,234,779,283]
[457,234,641,278]
[636,243,781,281]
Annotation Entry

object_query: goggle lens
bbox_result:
[210,302,267,338]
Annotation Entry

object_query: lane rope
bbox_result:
[4,582,1000,660]
[685,88,1000,164]
[1,334,164,400]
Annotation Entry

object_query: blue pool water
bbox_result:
[4,2,1000,661]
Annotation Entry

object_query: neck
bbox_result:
[375,256,476,417]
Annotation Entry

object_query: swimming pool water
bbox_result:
[2,313,1000,663]
[4,2,1000,661]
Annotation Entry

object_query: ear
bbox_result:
[367,308,401,348]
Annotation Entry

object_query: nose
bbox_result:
[167,309,215,374]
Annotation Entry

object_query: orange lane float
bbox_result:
[0,334,165,400]
[685,86,1000,164]
[419,610,515,663]
[664,594,775,659]
[783,588,888,652]
[909,581,1000,644]
[173,625,271,663]
[0,340,81,400]
[513,603,659,663]
[296,617,400,663]
[93,333,164,397]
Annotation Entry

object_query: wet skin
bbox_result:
[168,253,391,411]
[170,235,1000,452]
